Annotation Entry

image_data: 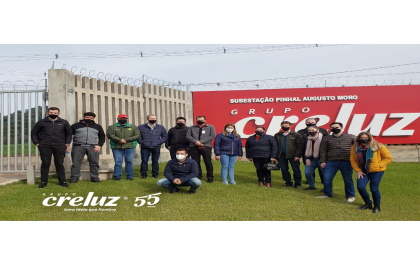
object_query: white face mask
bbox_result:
[226,128,234,133]
[176,154,186,160]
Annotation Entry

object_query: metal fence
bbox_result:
[0,80,47,173]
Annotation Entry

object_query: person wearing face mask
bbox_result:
[31,107,72,188]
[137,114,168,179]
[274,121,304,188]
[298,118,329,186]
[69,112,105,183]
[186,115,216,183]
[157,148,202,193]
[302,126,324,190]
[350,132,392,214]
[317,122,356,202]
[214,123,243,184]
[245,126,278,187]
[107,114,141,181]
[166,117,190,160]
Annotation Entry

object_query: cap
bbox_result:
[117,114,128,118]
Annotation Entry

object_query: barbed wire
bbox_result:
[0,80,46,91]
[55,63,188,90]
[188,79,420,91]
[1,76,419,93]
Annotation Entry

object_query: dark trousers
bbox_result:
[278,153,302,186]
[70,146,100,181]
[189,146,213,179]
[252,157,272,183]
[38,144,67,183]
[140,147,161,177]
[303,158,324,183]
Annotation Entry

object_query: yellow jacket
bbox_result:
[350,144,393,173]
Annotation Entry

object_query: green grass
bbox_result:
[0,161,419,221]
[1,143,37,156]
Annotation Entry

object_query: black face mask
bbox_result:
[83,119,94,124]
[176,123,185,127]
[255,131,264,136]
[149,120,157,124]
[118,119,127,124]
[282,127,290,131]
[331,128,341,134]
[306,123,316,127]
[359,139,369,144]
[49,114,58,119]
[308,131,317,136]
[197,121,204,125]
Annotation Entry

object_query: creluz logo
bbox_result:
[43,192,120,207]
[42,192,162,208]
[234,103,420,137]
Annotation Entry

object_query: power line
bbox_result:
[0,44,345,62]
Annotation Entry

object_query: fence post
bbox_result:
[48,69,76,178]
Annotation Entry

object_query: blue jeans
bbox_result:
[323,161,355,198]
[112,148,135,179]
[304,158,324,188]
[220,155,237,183]
[157,178,202,192]
[278,153,302,186]
[140,147,161,177]
[357,171,384,205]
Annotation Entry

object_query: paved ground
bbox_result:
[0,173,28,186]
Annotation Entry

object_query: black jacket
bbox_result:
[165,125,190,149]
[245,134,278,159]
[31,117,72,146]
[273,130,305,159]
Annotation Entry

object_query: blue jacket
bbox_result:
[163,158,199,184]
[137,123,168,148]
[245,133,278,159]
[214,133,243,156]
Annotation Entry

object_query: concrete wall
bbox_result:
[48,69,193,174]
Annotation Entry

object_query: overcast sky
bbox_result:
[1,44,420,91]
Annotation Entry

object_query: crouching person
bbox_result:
[157,148,202,194]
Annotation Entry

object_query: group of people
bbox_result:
[30,108,217,190]
[242,118,393,213]
[31,108,393,213]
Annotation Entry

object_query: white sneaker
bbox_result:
[347,197,355,202]
[316,195,330,198]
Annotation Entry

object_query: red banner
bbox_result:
[193,85,420,144]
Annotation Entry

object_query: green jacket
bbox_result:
[107,122,141,149]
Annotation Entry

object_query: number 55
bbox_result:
[134,193,162,207]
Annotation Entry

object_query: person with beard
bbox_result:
[350,131,393,214]
[137,114,168,179]
[317,122,356,202]
[245,126,278,187]
[69,112,105,183]
[166,117,190,160]
[107,114,141,181]
[31,107,72,188]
